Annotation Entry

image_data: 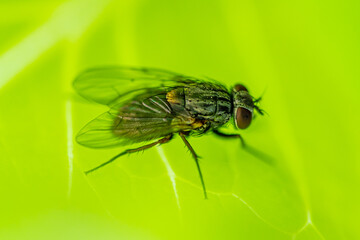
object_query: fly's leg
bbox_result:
[212,129,274,165]
[179,132,208,199]
[85,134,173,174]
[212,129,246,147]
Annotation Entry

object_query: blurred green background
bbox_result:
[0,0,359,239]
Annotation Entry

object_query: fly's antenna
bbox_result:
[254,105,264,115]
[254,105,268,116]
[253,85,267,103]
[253,86,268,116]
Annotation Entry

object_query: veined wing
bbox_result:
[76,89,195,148]
[73,66,199,105]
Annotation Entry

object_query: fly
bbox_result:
[73,66,264,199]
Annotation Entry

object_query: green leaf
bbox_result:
[1,0,359,239]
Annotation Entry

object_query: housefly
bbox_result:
[74,66,264,199]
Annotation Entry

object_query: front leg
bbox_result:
[212,129,246,148]
[213,129,274,165]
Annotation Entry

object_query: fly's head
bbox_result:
[232,84,264,129]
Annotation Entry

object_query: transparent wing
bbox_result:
[73,66,199,105]
[76,90,195,148]
[76,111,124,148]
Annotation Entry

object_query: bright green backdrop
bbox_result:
[0,0,359,239]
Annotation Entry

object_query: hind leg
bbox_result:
[85,134,173,174]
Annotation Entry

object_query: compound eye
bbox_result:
[234,84,248,92]
[235,107,252,129]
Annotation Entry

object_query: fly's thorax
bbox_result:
[184,84,232,126]
[166,84,232,132]
[166,88,185,105]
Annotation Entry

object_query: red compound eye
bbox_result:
[234,84,248,92]
[235,107,252,129]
